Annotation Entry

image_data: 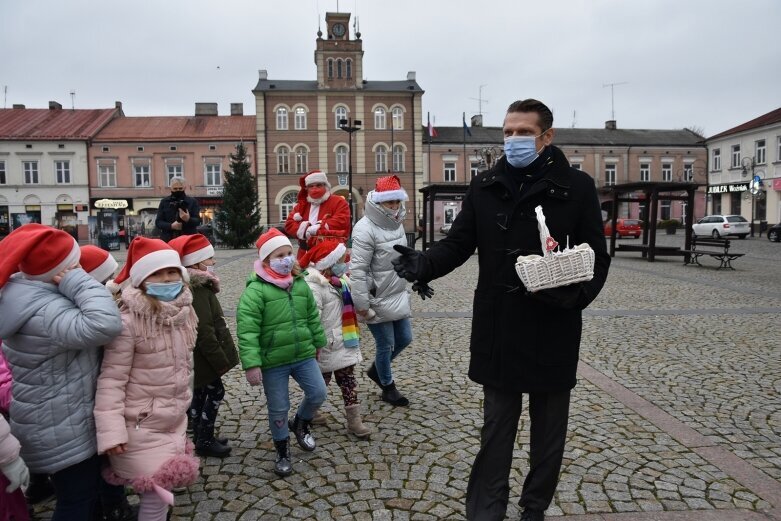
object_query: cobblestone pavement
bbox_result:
[32,235,781,520]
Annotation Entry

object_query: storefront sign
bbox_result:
[75,204,89,212]
[197,198,223,206]
[94,198,129,209]
[206,186,223,196]
[707,183,749,194]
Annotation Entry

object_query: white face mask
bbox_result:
[205,265,216,273]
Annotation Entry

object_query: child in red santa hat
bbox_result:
[237,228,327,477]
[0,224,123,519]
[94,237,200,521]
[169,234,239,459]
[300,239,371,438]
[284,169,351,259]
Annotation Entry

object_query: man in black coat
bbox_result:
[155,177,201,242]
[393,99,610,521]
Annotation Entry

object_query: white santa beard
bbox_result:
[308,204,320,223]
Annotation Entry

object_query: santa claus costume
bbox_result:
[284,170,351,259]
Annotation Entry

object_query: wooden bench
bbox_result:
[682,236,744,270]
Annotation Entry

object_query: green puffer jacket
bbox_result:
[237,273,327,371]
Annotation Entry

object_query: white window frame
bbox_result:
[392,107,404,130]
[335,145,348,173]
[23,161,39,184]
[731,144,740,168]
[280,191,298,222]
[571,163,582,171]
[375,145,387,173]
[294,107,307,130]
[55,160,71,184]
[755,139,766,164]
[133,163,151,187]
[374,108,386,130]
[662,163,672,182]
[276,107,288,130]
[640,163,650,182]
[295,146,308,174]
[204,162,222,186]
[335,106,348,129]
[392,145,404,172]
[98,160,117,187]
[712,148,721,171]
[0,160,5,184]
[277,146,290,174]
[683,163,694,181]
[166,164,183,186]
[470,160,481,178]
[777,136,781,163]
[444,162,456,182]
[604,164,616,186]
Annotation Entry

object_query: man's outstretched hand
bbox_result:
[392,244,429,283]
[411,282,434,300]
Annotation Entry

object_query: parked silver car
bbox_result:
[691,215,750,239]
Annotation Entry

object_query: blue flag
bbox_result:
[463,115,472,137]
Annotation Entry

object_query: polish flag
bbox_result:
[428,117,438,138]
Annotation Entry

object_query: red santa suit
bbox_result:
[284,170,351,259]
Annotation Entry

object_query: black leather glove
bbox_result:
[527,284,585,310]
[391,244,430,283]
[411,282,434,300]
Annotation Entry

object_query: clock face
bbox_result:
[332,23,346,37]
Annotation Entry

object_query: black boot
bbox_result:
[195,419,232,458]
[273,438,293,476]
[381,381,409,407]
[288,414,316,451]
[102,501,139,521]
[366,363,382,389]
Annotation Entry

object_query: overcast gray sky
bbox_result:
[2,0,779,137]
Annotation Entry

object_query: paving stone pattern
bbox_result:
[32,236,781,520]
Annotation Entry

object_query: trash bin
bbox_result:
[405,232,416,248]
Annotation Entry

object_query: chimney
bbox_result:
[258,69,268,80]
[471,115,483,128]
[230,103,244,116]
[407,71,416,81]
[115,101,123,110]
[605,120,617,130]
[49,101,62,110]
[12,104,25,109]
[195,103,218,116]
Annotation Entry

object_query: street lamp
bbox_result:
[339,117,362,236]
[741,157,765,237]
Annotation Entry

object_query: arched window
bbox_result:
[295,146,308,173]
[276,146,290,174]
[276,107,288,130]
[336,145,348,173]
[392,145,405,173]
[374,108,386,130]
[327,59,334,79]
[294,107,307,130]
[335,106,348,128]
[392,107,404,130]
[375,145,387,173]
[280,191,298,222]
[346,59,352,79]
[337,59,343,79]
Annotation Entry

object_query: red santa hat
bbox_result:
[255,228,293,261]
[299,239,347,271]
[371,175,408,203]
[303,170,330,188]
[0,223,80,288]
[168,233,215,267]
[113,236,187,288]
[79,245,119,283]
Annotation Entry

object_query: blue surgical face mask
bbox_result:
[145,281,183,302]
[330,262,348,277]
[504,135,543,168]
[269,255,295,275]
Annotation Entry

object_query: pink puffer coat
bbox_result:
[94,286,200,495]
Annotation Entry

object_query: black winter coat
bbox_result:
[423,146,610,393]
[155,194,201,242]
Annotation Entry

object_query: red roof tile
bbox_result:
[94,116,256,142]
[0,108,120,140]
[708,107,781,140]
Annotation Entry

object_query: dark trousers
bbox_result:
[465,387,571,521]
[189,377,226,443]
[50,453,101,521]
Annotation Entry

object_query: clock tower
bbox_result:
[315,12,364,89]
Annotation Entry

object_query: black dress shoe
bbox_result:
[195,438,232,458]
[520,508,545,521]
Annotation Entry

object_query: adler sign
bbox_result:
[94,199,129,209]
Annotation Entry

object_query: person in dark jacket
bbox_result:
[155,177,201,242]
[392,99,611,521]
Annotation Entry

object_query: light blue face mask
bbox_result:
[330,262,348,277]
[145,281,183,302]
[269,255,295,275]
[504,135,543,168]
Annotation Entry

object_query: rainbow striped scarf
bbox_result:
[331,276,359,348]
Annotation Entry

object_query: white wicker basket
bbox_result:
[515,205,595,292]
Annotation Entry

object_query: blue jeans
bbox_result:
[51,453,101,521]
[367,318,413,386]
[262,358,327,441]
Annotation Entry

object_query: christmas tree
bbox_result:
[214,143,262,248]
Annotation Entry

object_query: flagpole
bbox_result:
[391,118,394,172]
[463,112,467,181]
